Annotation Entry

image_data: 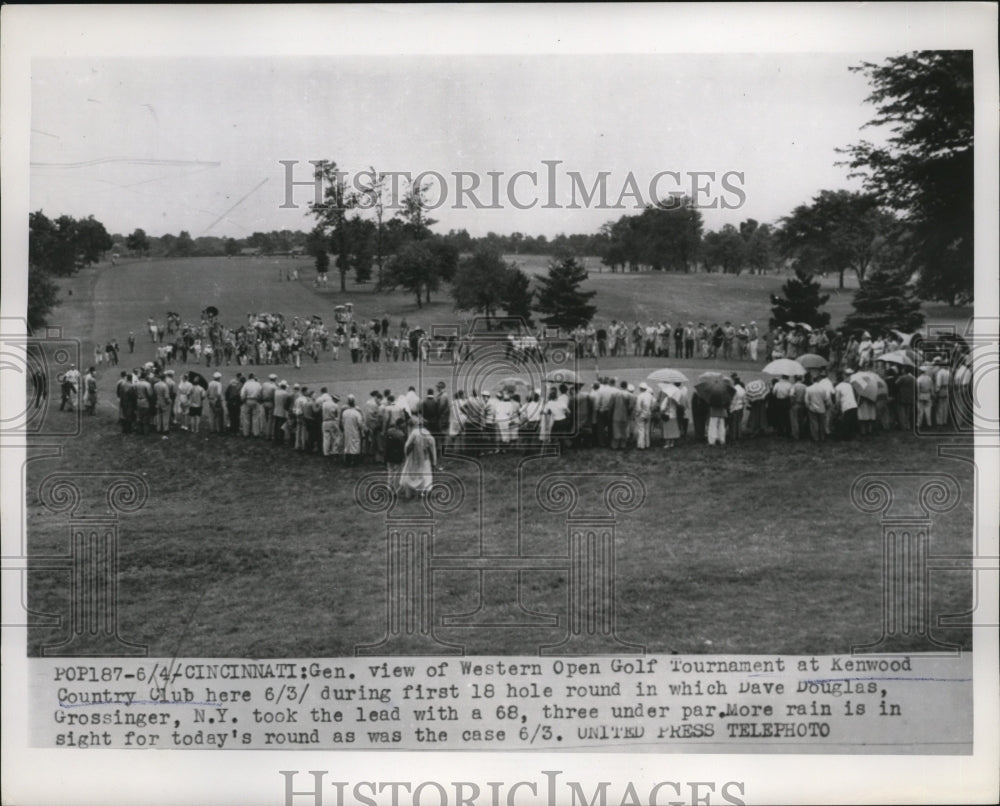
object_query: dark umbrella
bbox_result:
[187,371,209,390]
[695,372,735,407]
[204,305,219,317]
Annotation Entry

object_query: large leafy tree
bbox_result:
[700,224,746,274]
[28,210,113,330]
[381,236,458,309]
[769,267,831,330]
[599,198,703,272]
[452,247,534,321]
[173,230,195,257]
[776,190,894,289]
[839,51,973,304]
[126,227,150,256]
[534,256,597,330]
[740,219,777,275]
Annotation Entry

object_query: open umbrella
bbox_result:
[657,382,685,402]
[762,358,806,377]
[647,368,689,385]
[797,353,828,370]
[187,371,209,390]
[695,372,735,407]
[744,378,768,402]
[851,371,886,401]
[204,305,219,318]
[795,322,814,332]
[878,351,915,367]
[546,368,579,384]
[496,376,530,393]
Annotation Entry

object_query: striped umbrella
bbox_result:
[744,378,768,402]
[851,371,887,401]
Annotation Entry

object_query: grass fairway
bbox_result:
[26,255,975,657]
[26,420,973,657]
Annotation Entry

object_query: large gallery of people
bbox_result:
[58,309,973,496]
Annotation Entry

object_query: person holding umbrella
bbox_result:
[771,375,793,437]
[658,384,684,448]
[707,399,728,446]
[743,378,768,437]
[853,371,881,436]
[728,374,746,441]
[695,373,735,446]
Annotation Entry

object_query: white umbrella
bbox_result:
[657,382,685,402]
[647,368,689,384]
[878,351,915,367]
[762,358,806,376]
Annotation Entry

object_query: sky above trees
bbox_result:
[30,52,887,241]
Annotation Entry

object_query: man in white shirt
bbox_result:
[272,380,289,443]
[816,370,837,436]
[240,372,263,437]
[804,376,832,441]
[207,371,225,432]
[634,383,655,449]
[321,392,342,457]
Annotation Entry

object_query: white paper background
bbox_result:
[2,4,998,804]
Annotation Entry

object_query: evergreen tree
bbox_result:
[769,267,831,330]
[842,264,924,334]
[534,257,597,330]
[500,266,534,323]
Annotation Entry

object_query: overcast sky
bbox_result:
[30,52,889,240]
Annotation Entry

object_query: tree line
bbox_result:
[28,51,972,336]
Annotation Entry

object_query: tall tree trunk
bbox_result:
[838,268,845,289]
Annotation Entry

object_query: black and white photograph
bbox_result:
[2,4,997,805]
